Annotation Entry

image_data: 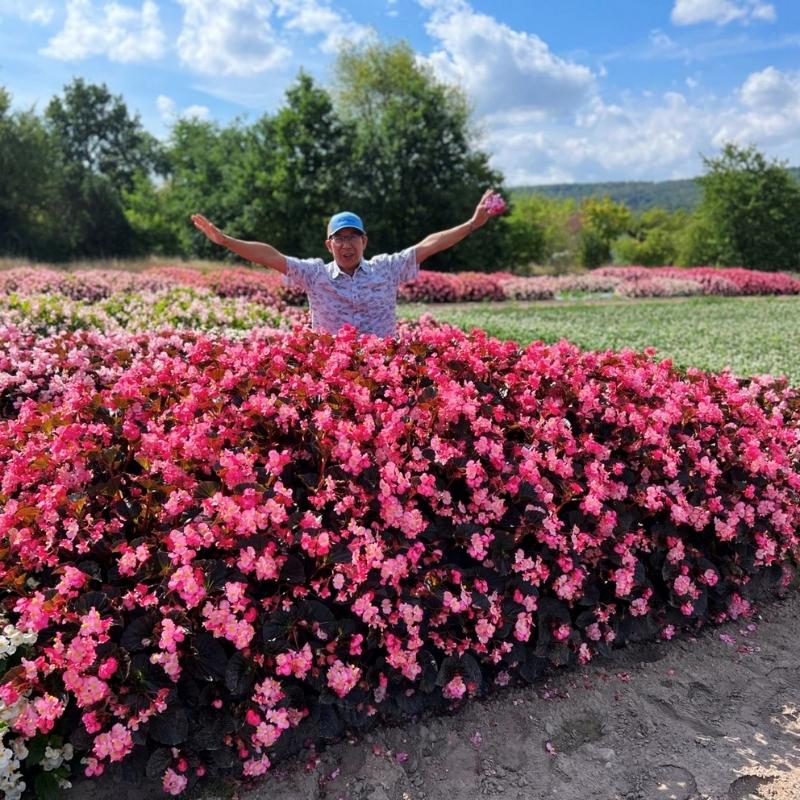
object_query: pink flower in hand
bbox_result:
[484,193,507,216]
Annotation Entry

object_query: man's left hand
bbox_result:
[470,188,496,230]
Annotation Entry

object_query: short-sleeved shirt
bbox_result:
[282,247,419,337]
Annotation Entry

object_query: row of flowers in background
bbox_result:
[1,319,798,795]
[1,265,799,309]
[0,287,300,337]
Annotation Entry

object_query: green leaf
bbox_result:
[34,771,62,800]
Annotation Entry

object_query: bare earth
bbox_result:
[70,591,800,800]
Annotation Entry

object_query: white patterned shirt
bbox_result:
[282,247,419,337]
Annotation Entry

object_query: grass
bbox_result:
[398,294,800,385]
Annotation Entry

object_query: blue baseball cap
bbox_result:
[327,211,365,237]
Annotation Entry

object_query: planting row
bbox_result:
[0,287,299,338]
[1,264,799,310]
[1,319,798,796]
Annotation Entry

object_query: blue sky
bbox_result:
[2,0,799,184]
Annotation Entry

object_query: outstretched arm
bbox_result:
[413,189,500,265]
[191,214,288,275]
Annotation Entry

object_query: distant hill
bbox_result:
[511,167,800,212]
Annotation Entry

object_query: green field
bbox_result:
[398,294,800,385]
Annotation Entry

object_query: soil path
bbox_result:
[69,592,800,800]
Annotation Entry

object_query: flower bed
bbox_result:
[5,265,799,311]
[595,266,800,296]
[1,320,798,795]
[0,287,294,337]
[0,268,177,302]
[497,277,556,301]
[615,277,704,299]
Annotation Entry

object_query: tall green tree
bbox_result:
[696,143,800,271]
[333,41,508,270]
[506,194,547,270]
[0,88,61,257]
[45,78,160,191]
[245,72,354,259]
[159,118,250,258]
[42,78,165,258]
[579,196,632,267]
[613,207,688,266]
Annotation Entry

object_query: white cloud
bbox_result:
[417,0,594,117]
[671,0,776,27]
[483,66,800,185]
[41,0,165,61]
[713,67,800,146]
[157,94,210,121]
[183,104,211,119]
[177,0,290,76]
[274,0,374,54]
[177,0,374,74]
[409,1,799,182]
[0,0,55,23]
[156,94,176,118]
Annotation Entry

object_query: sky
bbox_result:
[1,0,799,185]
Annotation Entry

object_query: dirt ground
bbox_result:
[69,591,800,800]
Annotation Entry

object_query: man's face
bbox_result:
[325,227,367,271]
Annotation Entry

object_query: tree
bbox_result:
[579,196,632,267]
[0,88,58,256]
[45,78,161,191]
[613,207,687,266]
[506,194,547,271]
[42,79,165,258]
[246,72,354,259]
[159,118,250,259]
[333,42,509,271]
[696,143,800,270]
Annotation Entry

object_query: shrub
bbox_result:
[498,277,556,301]
[1,321,798,795]
[615,277,704,298]
[0,288,292,336]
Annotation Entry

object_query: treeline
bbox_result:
[508,145,800,272]
[513,178,702,212]
[0,43,504,270]
[2,40,800,272]
[513,167,800,214]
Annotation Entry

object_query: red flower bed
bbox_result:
[615,277,703,298]
[595,266,800,296]
[1,320,798,793]
[0,268,178,301]
[398,270,515,303]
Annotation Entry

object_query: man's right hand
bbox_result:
[191,214,226,246]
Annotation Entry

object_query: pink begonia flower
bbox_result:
[83,757,105,777]
[673,575,693,596]
[484,193,507,216]
[475,618,496,644]
[150,650,182,682]
[97,656,118,679]
[162,767,188,795]
[13,704,41,737]
[242,754,272,777]
[552,624,571,641]
[327,660,362,698]
[275,643,313,679]
[159,618,186,653]
[82,711,102,734]
[93,723,133,762]
[443,675,467,699]
[253,677,284,709]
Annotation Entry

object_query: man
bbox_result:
[190,189,499,337]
